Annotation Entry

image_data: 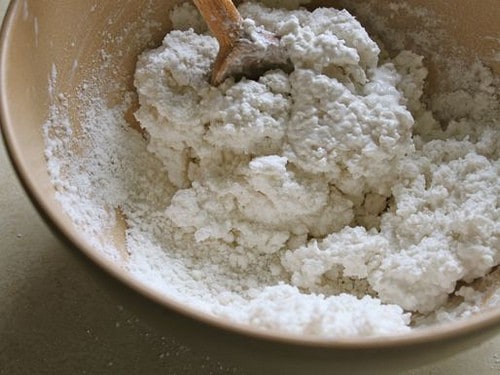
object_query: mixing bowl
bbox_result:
[1,0,499,373]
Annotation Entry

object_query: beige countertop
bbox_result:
[0,1,499,374]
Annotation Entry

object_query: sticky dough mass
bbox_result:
[133,2,499,332]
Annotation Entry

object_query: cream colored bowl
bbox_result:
[1,1,499,374]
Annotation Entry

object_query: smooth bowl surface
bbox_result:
[1,1,499,374]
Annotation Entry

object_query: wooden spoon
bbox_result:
[192,0,289,85]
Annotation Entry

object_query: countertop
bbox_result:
[0,1,499,374]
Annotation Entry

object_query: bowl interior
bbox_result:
[1,0,499,347]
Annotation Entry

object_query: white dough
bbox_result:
[44,1,499,338]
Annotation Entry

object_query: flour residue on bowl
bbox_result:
[43,1,499,337]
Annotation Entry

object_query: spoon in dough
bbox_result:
[192,0,289,85]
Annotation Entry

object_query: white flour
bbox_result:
[44,1,499,337]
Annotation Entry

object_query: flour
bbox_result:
[43,1,499,337]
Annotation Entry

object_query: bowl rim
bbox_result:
[1,0,500,350]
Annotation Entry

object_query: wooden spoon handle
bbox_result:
[192,0,243,50]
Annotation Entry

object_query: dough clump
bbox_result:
[133,2,499,336]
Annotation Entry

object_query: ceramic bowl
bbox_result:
[1,1,499,373]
